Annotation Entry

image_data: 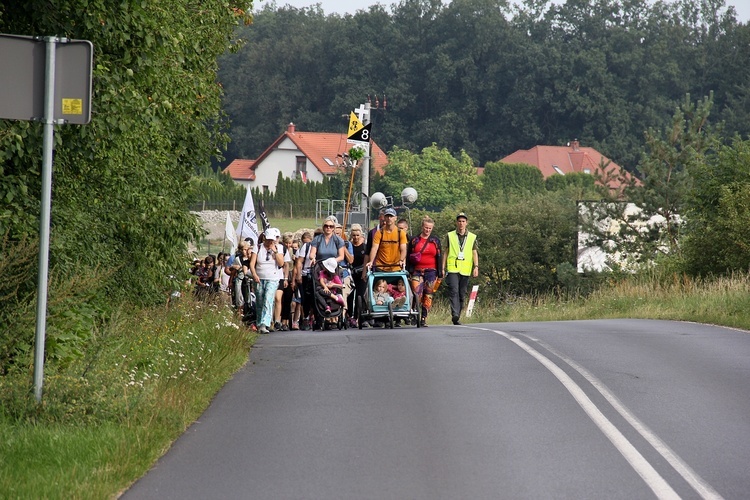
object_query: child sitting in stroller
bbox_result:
[317,258,345,316]
[389,279,408,309]
[373,278,406,308]
[373,278,393,306]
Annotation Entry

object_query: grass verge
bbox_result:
[454,272,750,331]
[0,296,255,499]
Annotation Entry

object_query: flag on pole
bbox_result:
[236,187,259,245]
[225,212,237,255]
[258,199,271,232]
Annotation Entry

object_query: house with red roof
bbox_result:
[223,123,388,192]
[499,140,633,190]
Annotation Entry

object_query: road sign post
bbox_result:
[0,34,93,402]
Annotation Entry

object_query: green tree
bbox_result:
[0,0,250,366]
[377,144,481,210]
[615,93,718,264]
[545,171,596,193]
[481,162,544,198]
[681,137,750,274]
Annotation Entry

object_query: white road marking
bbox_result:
[522,334,723,500]
[471,326,681,500]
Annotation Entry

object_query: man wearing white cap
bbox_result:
[366,207,408,273]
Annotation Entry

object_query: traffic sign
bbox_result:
[0,34,92,124]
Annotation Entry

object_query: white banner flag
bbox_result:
[225,211,237,254]
[236,187,260,245]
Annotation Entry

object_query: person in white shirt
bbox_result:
[250,229,285,334]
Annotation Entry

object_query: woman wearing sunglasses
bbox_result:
[308,215,345,268]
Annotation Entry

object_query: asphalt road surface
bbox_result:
[123,319,750,499]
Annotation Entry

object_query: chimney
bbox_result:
[287,122,295,134]
[571,138,580,151]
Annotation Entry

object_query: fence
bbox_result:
[189,201,319,219]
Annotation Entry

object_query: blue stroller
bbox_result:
[356,269,421,329]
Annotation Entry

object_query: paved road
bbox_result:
[123,320,750,499]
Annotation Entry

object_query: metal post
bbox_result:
[360,103,371,215]
[33,36,59,403]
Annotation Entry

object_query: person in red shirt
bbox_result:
[407,216,443,327]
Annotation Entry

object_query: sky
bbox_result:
[257,0,750,23]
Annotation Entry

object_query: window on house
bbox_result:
[553,165,565,175]
[324,157,334,166]
[262,185,269,194]
[583,168,591,174]
[296,156,307,180]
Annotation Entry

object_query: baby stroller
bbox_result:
[357,269,421,329]
[310,259,348,331]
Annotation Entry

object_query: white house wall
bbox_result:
[250,138,325,193]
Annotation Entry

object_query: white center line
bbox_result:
[522,333,723,500]
[471,326,680,500]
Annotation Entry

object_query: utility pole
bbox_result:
[354,102,371,213]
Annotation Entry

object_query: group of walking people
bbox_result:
[363,209,479,326]
[191,208,479,332]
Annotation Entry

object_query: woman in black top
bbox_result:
[348,224,368,313]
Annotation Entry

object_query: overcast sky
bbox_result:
[258,0,750,23]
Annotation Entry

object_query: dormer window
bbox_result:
[583,168,591,174]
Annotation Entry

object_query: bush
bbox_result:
[430,192,579,299]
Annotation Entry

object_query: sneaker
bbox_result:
[336,294,345,305]
[420,318,428,327]
[291,321,300,330]
[348,317,358,328]
[258,325,270,334]
[274,322,282,331]
[452,316,461,325]
[325,306,332,316]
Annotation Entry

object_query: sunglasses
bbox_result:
[323,224,334,228]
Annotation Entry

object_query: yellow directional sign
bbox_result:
[347,123,371,143]
[347,112,364,137]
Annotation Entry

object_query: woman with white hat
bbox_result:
[250,228,285,334]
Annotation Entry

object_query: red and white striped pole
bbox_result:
[465,285,479,317]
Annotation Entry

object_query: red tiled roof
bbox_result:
[252,124,388,176]
[500,142,632,189]
[223,159,256,180]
